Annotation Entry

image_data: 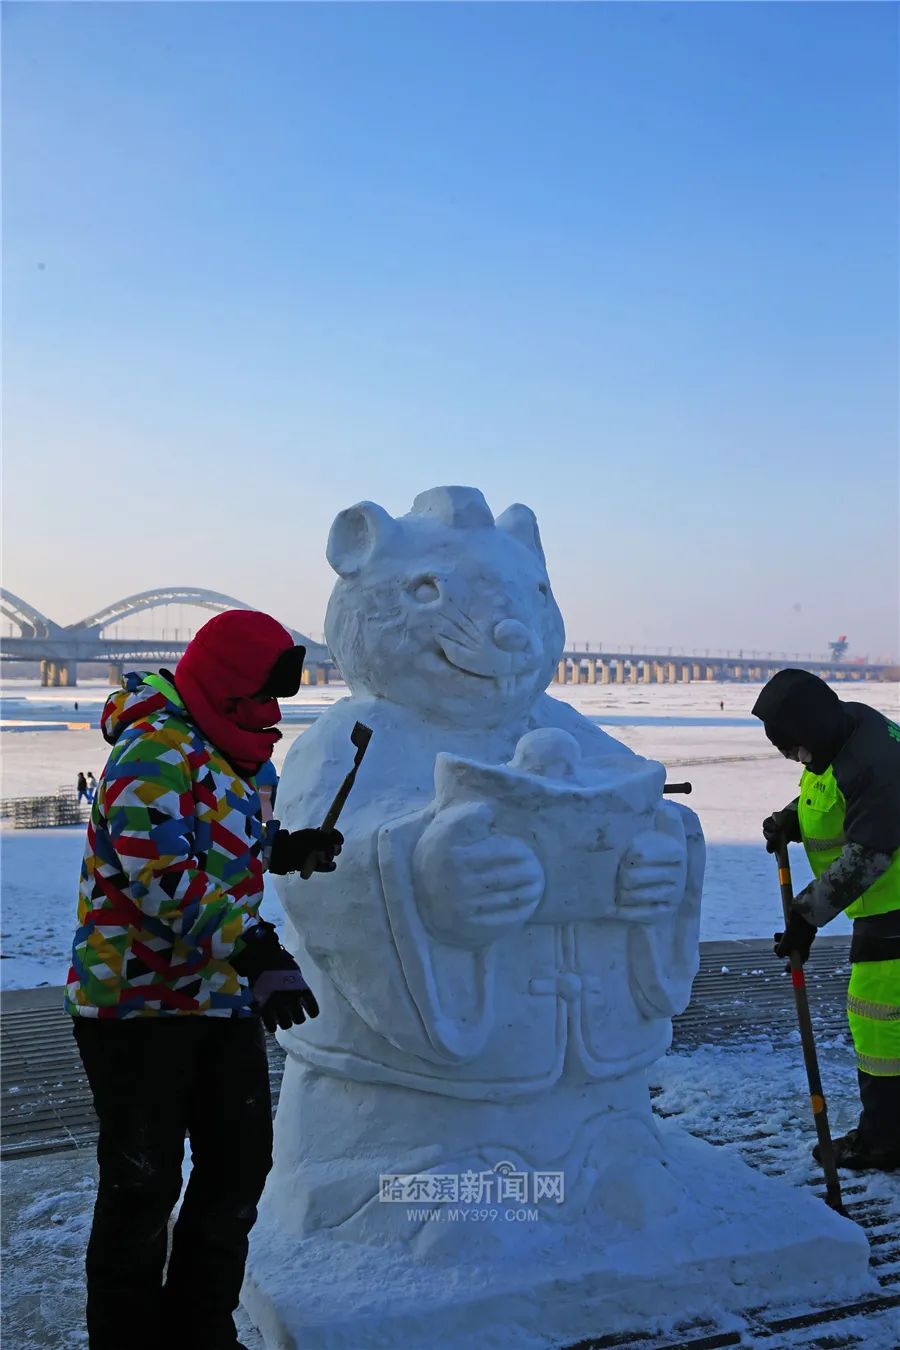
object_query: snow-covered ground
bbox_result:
[2,678,897,990]
[4,1038,899,1350]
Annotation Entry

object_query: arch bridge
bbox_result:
[0,586,330,686]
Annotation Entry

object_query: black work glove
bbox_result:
[762,806,802,854]
[268,827,343,876]
[773,910,817,968]
[231,922,320,1033]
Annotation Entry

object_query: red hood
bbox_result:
[174,610,296,775]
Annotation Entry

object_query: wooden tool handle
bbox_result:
[776,840,846,1214]
[299,735,372,880]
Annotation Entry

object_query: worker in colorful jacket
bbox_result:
[66,609,343,1350]
[753,668,900,1172]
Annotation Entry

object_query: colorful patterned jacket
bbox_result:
[66,673,265,1018]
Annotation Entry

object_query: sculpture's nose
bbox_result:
[493,619,531,653]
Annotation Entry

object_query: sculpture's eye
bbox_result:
[409,577,441,605]
[538,583,549,603]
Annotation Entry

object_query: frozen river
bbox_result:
[2,677,897,989]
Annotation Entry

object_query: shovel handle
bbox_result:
[775,840,846,1214]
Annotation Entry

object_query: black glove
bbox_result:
[762,806,802,854]
[231,922,320,1033]
[268,827,343,876]
[773,910,817,968]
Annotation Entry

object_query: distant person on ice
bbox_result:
[65,611,344,1350]
[85,771,97,802]
[754,669,900,1172]
[76,770,88,804]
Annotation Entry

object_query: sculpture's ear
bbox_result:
[496,504,545,564]
[326,502,396,579]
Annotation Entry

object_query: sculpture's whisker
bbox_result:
[442,599,483,645]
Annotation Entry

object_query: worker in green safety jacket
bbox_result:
[753,668,900,1172]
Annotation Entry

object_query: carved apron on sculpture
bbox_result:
[242,487,872,1350]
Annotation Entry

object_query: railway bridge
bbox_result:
[554,650,893,684]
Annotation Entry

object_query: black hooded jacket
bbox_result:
[752,670,900,951]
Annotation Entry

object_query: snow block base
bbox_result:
[242,1126,875,1350]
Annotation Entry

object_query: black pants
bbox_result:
[73,1015,273,1350]
[858,1069,900,1151]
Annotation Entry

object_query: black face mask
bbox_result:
[752,669,848,774]
[258,645,306,699]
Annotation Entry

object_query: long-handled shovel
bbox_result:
[775,838,846,1215]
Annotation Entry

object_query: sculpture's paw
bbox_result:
[616,827,687,923]
[412,801,545,947]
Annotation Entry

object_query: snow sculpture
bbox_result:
[244,488,872,1349]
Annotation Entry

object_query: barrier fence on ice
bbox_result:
[0,786,90,829]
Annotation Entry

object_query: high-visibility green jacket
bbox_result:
[798,764,900,919]
[797,716,900,1077]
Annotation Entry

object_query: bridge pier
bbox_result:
[629,662,639,683]
[600,661,610,685]
[587,659,597,685]
[680,664,691,683]
[642,662,652,684]
[40,661,72,687]
[615,660,624,684]
[107,662,124,686]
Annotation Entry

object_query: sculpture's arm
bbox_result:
[379,799,545,1062]
[625,801,705,1020]
[280,790,528,1064]
[272,717,461,1061]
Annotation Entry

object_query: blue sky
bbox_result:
[3,2,898,658]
